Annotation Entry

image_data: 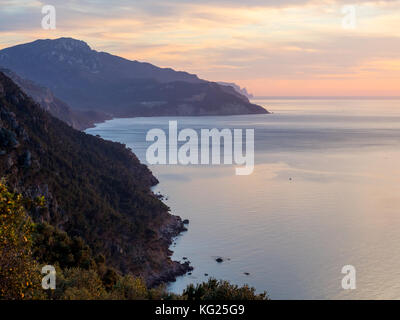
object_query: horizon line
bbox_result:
[253,96,400,100]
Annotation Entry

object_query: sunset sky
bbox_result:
[0,0,399,96]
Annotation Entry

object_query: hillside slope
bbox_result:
[0,71,190,285]
[0,68,111,130]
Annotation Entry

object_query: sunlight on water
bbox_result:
[87,99,400,299]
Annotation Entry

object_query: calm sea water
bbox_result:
[86,99,400,299]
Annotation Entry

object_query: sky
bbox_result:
[0,0,399,96]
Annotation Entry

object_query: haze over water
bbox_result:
[87,99,400,299]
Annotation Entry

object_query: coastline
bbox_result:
[146,214,192,287]
[82,109,268,288]
[79,106,270,131]
[84,121,193,287]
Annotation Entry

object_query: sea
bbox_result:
[86,98,400,299]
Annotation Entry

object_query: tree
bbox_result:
[183,279,269,300]
[0,181,43,299]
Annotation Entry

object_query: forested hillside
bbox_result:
[0,71,190,285]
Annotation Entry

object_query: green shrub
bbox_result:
[0,181,43,299]
[183,278,269,300]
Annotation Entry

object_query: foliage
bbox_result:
[0,71,169,276]
[0,181,42,299]
[183,279,269,301]
[32,223,95,270]
[108,275,149,300]
[58,268,108,300]
[0,73,270,301]
[0,185,268,301]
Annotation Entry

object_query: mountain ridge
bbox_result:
[0,67,111,130]
[0,38,268,118]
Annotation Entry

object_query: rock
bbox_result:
[149,175,159,186]
[146,215,194,287]
[148,261,193,288]
[244,272,250,276]
[182,257,188,260]
[216,257,223,263]
[159,215,187,237]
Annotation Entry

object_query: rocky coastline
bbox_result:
[146,214,193,287]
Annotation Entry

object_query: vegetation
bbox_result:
[0,181,42,299]
[183,279,268,300]
[0,72,269,300]
[0,70,177,282]
[0,181,268,300]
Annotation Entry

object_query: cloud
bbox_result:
[0,0,399,95]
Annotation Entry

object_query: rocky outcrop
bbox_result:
[218,82,254,99]
[145,215,193,287]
